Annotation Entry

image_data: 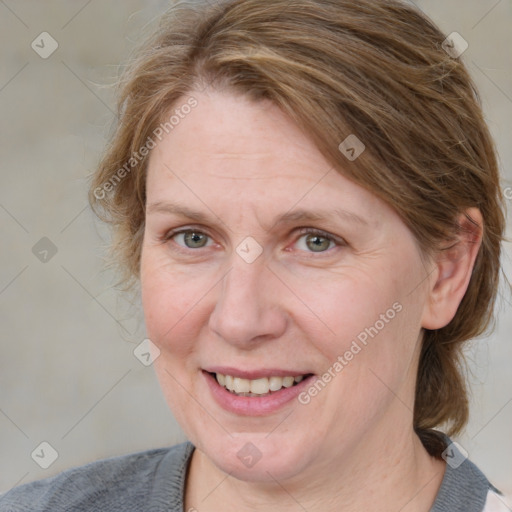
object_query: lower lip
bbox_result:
[203,370,315,416]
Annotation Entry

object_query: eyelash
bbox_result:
[163,226,345,256]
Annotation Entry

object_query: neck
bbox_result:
[184,419,446,512]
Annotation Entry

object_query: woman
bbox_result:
[1,0,508,510]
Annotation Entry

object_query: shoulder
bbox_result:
[431,438,509,512]
[483,489,512,512]
[0,441,194,512]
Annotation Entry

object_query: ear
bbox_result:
[421,208,483,330]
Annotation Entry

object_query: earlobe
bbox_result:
[421,208,483,330]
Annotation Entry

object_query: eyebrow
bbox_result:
[146,202,369,228]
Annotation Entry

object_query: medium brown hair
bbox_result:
[89,0,505,454]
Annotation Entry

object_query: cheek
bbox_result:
[140,252,214,355]
[294,262,423,395]
[286,265,404,352]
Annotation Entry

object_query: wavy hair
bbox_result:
[89,0,506,455]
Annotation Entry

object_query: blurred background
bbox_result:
[1,0,511,498]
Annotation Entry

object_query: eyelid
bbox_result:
[163,225,345,253]
[295,227,343,243]
[164,225,215,249]
[164,225,210,240]
[292,227,345,253]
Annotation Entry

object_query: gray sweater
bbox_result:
[0,441,504,511]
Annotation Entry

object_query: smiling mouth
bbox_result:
[208,371,314,397]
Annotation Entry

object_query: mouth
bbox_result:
[207,371,313,397]
[202,368,316,416]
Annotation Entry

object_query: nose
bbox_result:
[208,258,288,348]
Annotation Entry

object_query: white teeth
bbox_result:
[233,377,250,393]
[269,376,283,391]
[225,374,234,391]
[282,376,294,388]
[214,373,307,396]
[250,378,270,394]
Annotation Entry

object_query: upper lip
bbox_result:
[203,366,314,380]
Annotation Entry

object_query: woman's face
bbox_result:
[141,90,433,483]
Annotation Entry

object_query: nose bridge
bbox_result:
[209,255,285,345]
[224,259,261,307]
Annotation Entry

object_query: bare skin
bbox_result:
[140,89,482,512]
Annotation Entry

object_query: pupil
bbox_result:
[308,235,328,252]
[186,231,206,248]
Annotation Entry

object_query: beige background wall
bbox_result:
[1,0,511,497]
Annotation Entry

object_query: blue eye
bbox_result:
[165,227,342,255]
[295,230,337,253]
[171,230,212,249]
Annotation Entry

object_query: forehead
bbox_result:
[149,90,327,177]
[145,90,390,228]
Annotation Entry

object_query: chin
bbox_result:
[196,431,313,483]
